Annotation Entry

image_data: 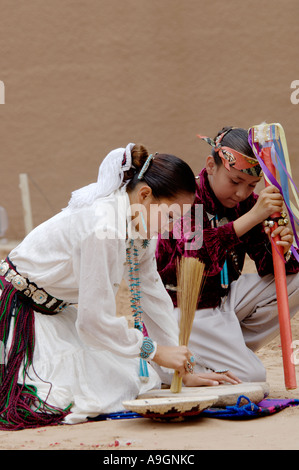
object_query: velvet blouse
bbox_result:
[156,168,299,309]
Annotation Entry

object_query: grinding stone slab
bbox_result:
[123,395,218,422]
[138,382,270,408]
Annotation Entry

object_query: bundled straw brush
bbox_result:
[170,256,205,393]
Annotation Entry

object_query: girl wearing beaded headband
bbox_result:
[198,127,263,178]
[0,140,231,430]
[156,126,299,384]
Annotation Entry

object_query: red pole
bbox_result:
[261,148,297,390]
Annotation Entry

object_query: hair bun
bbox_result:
[131,144,149,171]
[122,144,149,183]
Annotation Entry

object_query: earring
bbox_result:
[140,212,147,233]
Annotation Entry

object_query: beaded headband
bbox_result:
[137,154,154,180]
[197,130,262,177]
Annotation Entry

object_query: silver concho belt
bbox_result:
[0,258,69,313]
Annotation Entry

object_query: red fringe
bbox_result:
[0,281,71,430]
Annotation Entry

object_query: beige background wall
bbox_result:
[0,0,298,239]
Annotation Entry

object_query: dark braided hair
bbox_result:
[124,144,196,199]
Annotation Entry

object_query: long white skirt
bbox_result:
[183,273,299,383]
[14,306,161,424]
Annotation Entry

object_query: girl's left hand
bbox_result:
[182,370,242,387]
[264,225,294,254]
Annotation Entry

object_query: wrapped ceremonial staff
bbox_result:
[249,123,298,390]
[171,257,205,393]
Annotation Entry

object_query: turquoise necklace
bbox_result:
[126,238,150,381]
[213,215,229,289]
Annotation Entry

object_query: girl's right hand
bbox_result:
[234,185,285,238]
[152,344,193,377]
[250,185,284,223]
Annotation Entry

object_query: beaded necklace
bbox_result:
[126,238,150,381]
[211,215,241,289]
[211,215,229,289]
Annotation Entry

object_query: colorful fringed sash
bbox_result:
[0,273,71,430]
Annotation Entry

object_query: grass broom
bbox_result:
[170,256,205,393]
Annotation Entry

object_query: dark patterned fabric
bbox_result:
[201,396,299,419]
[91,397,299,421]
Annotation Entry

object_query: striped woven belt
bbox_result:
[0,257,70,314]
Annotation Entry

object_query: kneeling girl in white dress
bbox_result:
[0,143,240,429]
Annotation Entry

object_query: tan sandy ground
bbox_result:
[0,256,298,451]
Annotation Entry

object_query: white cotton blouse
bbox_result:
[8,188,179,359]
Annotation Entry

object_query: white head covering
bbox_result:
[67,143,135,209]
